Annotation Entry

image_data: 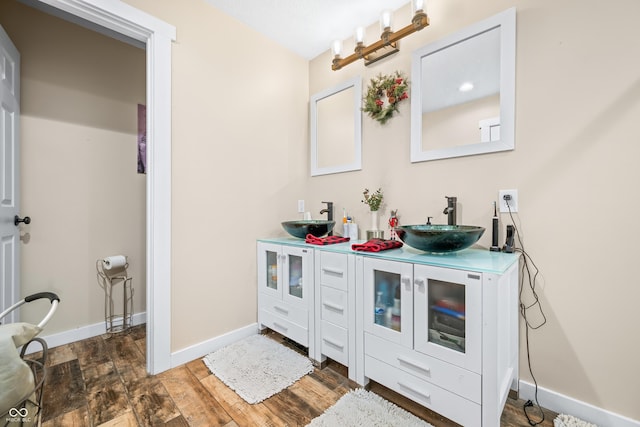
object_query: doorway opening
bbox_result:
[2,0,174,374]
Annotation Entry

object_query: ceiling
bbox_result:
[203,0,411,60]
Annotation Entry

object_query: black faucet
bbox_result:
[320,201,333,236]
[443,196,457,226]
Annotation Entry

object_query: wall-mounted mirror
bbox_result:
[411,8,515,162]
[310,76,362,176]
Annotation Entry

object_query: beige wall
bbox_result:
[0,2,147,331]
[120,0,310,351]
[308,0,640,421]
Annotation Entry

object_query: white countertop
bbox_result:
[258,237,520,274]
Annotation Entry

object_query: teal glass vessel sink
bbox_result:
[395,224,485,253]
[281,220,335,239]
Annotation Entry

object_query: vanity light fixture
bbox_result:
[331,0,429,71]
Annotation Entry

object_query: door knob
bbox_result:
[14,215,31,226]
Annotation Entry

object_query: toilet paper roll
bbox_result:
[102,255,127,270]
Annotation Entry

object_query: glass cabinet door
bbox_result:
[258,243,312,306]
[286,252,303,299]
[282,246,311,306]
[257,242,283,298]
[363,258,413,348]
[266,250,279,291]
[373,270,402,331]
[414,265,481,373]
[427,279,466,353]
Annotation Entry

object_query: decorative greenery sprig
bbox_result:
[362,71,409,124]
[362,188,383,211]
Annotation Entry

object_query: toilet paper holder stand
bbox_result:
[96,257,133,334]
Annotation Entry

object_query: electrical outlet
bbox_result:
[297,200,305,213]
[499,189,518,213]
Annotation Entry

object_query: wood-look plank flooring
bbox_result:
[31,325,557,426]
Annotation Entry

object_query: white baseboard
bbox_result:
[170,323,259,368]
[25,311,147,353]
[519,380,640,427]
[28,317,259,370]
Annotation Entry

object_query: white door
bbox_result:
[0,25,21,323]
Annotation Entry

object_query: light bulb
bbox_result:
[412,0,425,14]
[380,10,393,32]
[331,40,343,58]
[355,27,365,45]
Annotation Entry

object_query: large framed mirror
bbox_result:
[411,8,515,162]
[310,76,362,176]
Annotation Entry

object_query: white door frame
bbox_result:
[35,0,175,374]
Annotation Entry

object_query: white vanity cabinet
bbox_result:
[358,253,519,427]
[313,249,357,380]
[257,242,314,356]
[258,238,358,378]
[257,238,519,426]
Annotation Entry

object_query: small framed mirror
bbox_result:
[310,76,362,176]
[411,8,516,162]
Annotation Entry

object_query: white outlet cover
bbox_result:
[499,189,518,213]
[297,200,305,213]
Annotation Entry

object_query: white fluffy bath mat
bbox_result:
[306,388,433,427]
[202,334,313,404]
[554,414,598,427]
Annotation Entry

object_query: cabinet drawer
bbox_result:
[259,309,308,347]
[320,286,348,327]
[319,252,348,290]
[320,321,348,365]
[259,293,308,327]
[364,333,480,403]
[365,355,481,427]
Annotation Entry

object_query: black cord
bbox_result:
[505,200,546,426]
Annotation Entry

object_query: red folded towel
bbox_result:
[351,239,403,252]
[305,234,350,245]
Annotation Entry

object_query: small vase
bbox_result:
[370,210,379,231]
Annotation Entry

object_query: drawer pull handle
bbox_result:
[397,356,431,374]
[322,267,344,276]
[273,322,288,331]
[398,382,431,400]
[322,301,345,312]
[273,305,289,315]
[322,337,344,349]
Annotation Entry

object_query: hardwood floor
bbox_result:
[31,325,557,426]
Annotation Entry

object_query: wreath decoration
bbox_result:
[362,71,409,125]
